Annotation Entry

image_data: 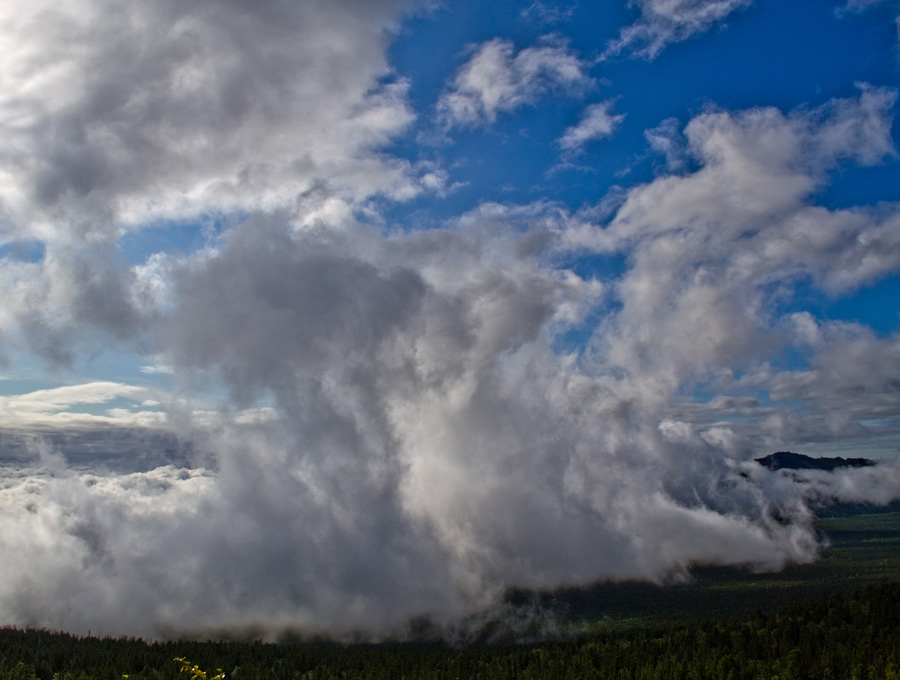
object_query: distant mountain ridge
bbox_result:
[755,451,875,471]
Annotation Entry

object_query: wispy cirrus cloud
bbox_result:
[835,0,900,46]
[604,0,753,60]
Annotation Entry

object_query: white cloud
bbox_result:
[0,382,153,412]
[585,86,900,458]
[838,0,891,13]
[438,38,592,127]
[0,0,423,243]
[604,0,753,60]
[777,457,900,507]
[139,357,175,375]
[0,382,164,429]
[644,117,688,171]
[604,86,896,247]
[558,100,625,152]
[0,0,443,364]
[521,2,577,25]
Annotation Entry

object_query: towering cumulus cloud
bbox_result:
[0,0,897,639]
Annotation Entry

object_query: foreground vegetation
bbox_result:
[0,507,897,680]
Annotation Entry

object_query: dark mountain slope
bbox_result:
[755,451,874,471]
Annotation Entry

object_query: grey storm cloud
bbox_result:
[0,0,897,642]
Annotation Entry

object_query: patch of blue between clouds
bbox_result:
[117,213,230,265]
[787,275,900,336]
[0,240,45,263]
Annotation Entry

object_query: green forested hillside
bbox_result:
[1,581,900,680]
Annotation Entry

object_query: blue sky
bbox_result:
[382,1,899,212]
[0,0,898,639]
